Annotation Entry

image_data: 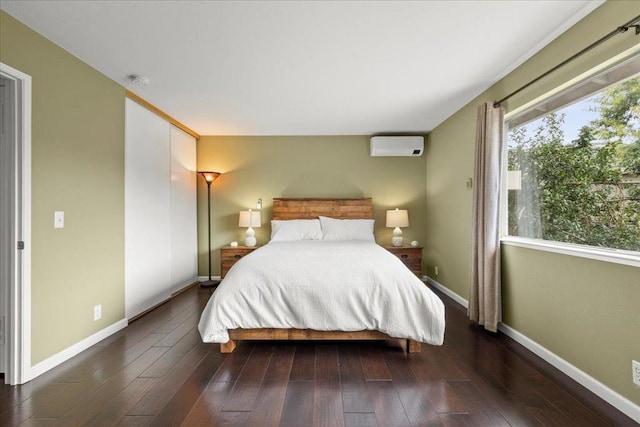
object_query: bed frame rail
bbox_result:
[223,328,421,353]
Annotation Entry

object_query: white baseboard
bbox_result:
[424,276,469,309]
[499,323,640,423]
[423,276,640,424]
[29,318,128,381]
[197,275,221,282]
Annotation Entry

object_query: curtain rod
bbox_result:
[493,14,640,108]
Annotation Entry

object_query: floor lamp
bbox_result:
[199,171,221,288]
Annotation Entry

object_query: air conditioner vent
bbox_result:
[370,136,424,157]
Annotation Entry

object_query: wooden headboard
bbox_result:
[272,198,373,220]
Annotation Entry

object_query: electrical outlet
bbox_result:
[633,360,640,386]
[435,266,439,277]
[94,304,101,321]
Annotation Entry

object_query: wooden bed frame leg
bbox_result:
[408,339,421,353]
[221,339,237,353]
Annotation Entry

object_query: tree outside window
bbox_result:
[507,76,640,252]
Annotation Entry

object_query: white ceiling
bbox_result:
[1,1,602,136]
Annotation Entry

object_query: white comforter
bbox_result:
[198,241,445,345]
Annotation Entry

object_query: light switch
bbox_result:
[54,211,64,228]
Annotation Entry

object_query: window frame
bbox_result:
[499,51,640,268]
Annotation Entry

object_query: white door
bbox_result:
[169,126,197,293]
[125,99,172,318]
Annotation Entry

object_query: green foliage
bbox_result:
[508,77,640,252]
[621,140,640,174]
[573,125,595,147]
[591,78,640,145]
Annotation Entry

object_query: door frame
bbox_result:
[0,62,32,385]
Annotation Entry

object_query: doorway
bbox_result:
[0,63,32,385]
[0,74,11,378]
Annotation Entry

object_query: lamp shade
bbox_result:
[386,209,409,228]
[239,210,261,228]
[198,171,221,184]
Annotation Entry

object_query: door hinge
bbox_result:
[17,241,24,250]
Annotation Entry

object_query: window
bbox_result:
[504,56,640,255]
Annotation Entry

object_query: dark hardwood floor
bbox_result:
[1,283,636,426]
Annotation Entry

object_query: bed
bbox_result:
[198,198,445,353]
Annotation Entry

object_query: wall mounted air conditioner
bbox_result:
[370,136,424,157]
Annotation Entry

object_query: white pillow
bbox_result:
[319,216,375,242]
[270,219,323,242]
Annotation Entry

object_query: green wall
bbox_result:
[197,135,427,276]
[426,1,640,405]
[0,12,125,365]
[502,246,639,403]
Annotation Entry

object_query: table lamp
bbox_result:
[386,208,409,247]
[239,209,261,247]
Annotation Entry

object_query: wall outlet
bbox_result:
[434,266,439,277]
[633,360,640,387]
[94,304,102,321]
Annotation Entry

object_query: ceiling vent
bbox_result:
[370,136,424,157]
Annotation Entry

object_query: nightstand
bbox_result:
[383,246,422,274]
[221,246,260,278]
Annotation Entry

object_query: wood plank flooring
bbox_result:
[1,283,636,426]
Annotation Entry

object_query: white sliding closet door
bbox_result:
[169,126,197,293]
[125,99,171,318]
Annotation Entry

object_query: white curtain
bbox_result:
[469,102,504,332]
